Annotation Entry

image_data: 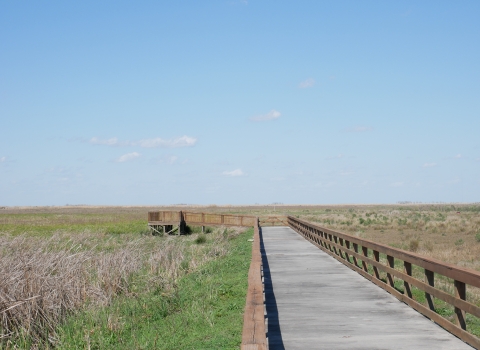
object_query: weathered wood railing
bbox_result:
[148,210,257,227]
[259,216,288,226]
[241,219,267,350]
[148,210,182,224]
[288,216,480,349]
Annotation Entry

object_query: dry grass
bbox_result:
[2,203,480,346]
[277,204,480,270]
[0,208,245,347]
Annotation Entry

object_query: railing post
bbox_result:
[352,243,359,267]
[338,238,345,259]
[425,269,435,311]
[320,231,326,248]
[361,246,369,273]
[333,235,339,256]
[345,240,351,264]
[404,261,412,298]
[386,255,395,288]
[373,251,380,279]
[454,280,467,330]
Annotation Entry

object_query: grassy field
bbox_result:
[0,206,250,348]
[1,204,480,346]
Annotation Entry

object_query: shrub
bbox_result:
[397,218,408,226]
[423,241,434,252]
[476,232,480,243]
[195,234,207,244]
[455,239,464,246]
[409,239,419,252]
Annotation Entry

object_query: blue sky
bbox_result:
[1,1,479,205]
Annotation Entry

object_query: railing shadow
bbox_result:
[260,227,285,350]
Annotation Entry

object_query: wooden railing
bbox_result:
[147,210,257,227]
[258,216,288,226]
[241,219,267,350]
[288,216,480,349]
[147,210,181,224]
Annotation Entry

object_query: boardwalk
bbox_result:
[262,226,472,349]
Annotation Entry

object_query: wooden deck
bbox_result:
[262,226,473,349]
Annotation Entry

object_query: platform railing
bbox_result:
[288,216,480,349]
[148,210,257,227]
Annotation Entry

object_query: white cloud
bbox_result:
[116,152,141,163]
[0,156,6,162]
[250,110,281,122]
[167,155,178,164]
[454,154,463,159]
[345,126,373,133]
[298,78,315,89]
[222,169,244,177]
[391,181,404,187]
[326,154,344,160]
[89,137,121,146]
[155,155,179,164]
[135,136,197,148]
[315,181,336,188]
[423,162,437,168]
[89,135,197,148]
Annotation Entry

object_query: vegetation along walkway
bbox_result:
[262,226,473,349]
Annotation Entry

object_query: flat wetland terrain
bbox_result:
[1,203,480,347]
[0,206,251,348]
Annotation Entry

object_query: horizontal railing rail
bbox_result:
[288,216,480,349]
[148,210,257,227]
[258,216,288,226]
[147,210,181,223]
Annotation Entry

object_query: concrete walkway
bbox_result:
[261,226,472,350]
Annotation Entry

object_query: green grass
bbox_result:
[56,228,252,349]
[0,219,150,237]
[0,212,151,236]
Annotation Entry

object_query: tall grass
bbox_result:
[56,228,252,349]
[0,220,244,348]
